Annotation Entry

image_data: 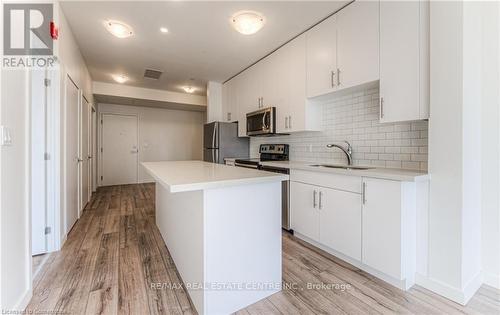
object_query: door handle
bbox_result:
[380,97,384,119]
[76,157,83,163]
[337,68,341,86]
[319,191,323,209]
[285,116,288,129]
[331,70,335,87]
[288,116,292,129]
[362,182,367,204]
[313,190,317,208]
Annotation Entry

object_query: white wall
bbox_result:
[0,70,31,310]
[481,1,500,289]
[97,104,204,183]
[423,1,497,304]
[251,87,428,170]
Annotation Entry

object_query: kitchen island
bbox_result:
[142,161,288,315]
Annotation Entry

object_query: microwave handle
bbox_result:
[262,111,268,130]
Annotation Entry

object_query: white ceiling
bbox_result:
[60,1,348,96]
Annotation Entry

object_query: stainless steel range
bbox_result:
[235,144,292,232]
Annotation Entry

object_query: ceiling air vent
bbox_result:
[144,69,163,80]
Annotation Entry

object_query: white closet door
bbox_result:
[65,76,80,233]
[101,114,138,186]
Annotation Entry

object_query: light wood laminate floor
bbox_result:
[27,184,500,315]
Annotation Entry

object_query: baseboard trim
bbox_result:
[12,288,32,311]
[482,271,500,289]
[415,271,483,305]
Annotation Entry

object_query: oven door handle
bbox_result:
[235,163,259,169]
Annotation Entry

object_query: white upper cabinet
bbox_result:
[380,1,429,123]
[277,34,321,134]
[306,1,379,98]
[306,16,337,98]
[336,1,380,90]
[222,79,237,122]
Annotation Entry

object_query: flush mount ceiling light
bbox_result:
[104,20,133,38]
[183,86,195,93]
[231,10,265,35]
[160,27,169,33]
[112,74,128,83]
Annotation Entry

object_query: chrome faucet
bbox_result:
[326,141,353,165]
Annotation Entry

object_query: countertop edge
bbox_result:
[260,161,429,182]
[142,162,288,193]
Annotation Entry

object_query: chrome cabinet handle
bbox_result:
[285,116,288,129]
[227,112,231,121]
[337,68,341,86]
[380,97,384,119]
[313,190,317,208]
[76,157,83,163]
[331,70,336,87]
[319,191,323,209]
[288,115,292,129]
[362,182,367,204]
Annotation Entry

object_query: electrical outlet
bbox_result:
[0,126,12,146]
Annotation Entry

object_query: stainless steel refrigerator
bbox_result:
[203,122,249,164]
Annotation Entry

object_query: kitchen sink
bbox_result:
[309,164,374,170]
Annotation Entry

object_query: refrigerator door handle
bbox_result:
[212,123,217,148]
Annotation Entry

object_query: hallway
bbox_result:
[27,184,500,315]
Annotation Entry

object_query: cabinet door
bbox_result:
[362,178,402,279]
[337,1,379,90]
[222,82,229,121]
[287,34,307,132]
[379,1,420,123]
[306,16,337,98]
[290,181,319,241]
[222,80,236,122]
[319,188,362,260]
[261,47,289,133]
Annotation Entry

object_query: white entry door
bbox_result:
[80,97,90,209]
[65,76,80,233]
[101,114,138,186]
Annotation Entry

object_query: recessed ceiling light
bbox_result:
[231,10,265,35]
[160,27,169,33]
[104,20,133,38]
[183,86,195,93]
[112,74,128,83]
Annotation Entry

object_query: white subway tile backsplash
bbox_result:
[250,87,428,171]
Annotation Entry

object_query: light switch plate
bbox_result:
[0,126,12,146]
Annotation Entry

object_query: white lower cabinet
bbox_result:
[319,187,362,261]
[290,170,419,290]
[290,181,319,242]
[290,181,362,260]
[362,178,402,280]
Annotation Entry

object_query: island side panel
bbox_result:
[155,183,205,314]
[203,181,283,315]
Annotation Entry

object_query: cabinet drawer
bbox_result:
[290,170,361,193]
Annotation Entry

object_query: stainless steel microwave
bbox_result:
[246,107,276,136]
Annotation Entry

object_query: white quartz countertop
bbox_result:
[142,160,289,193]
[260,161,429,182]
